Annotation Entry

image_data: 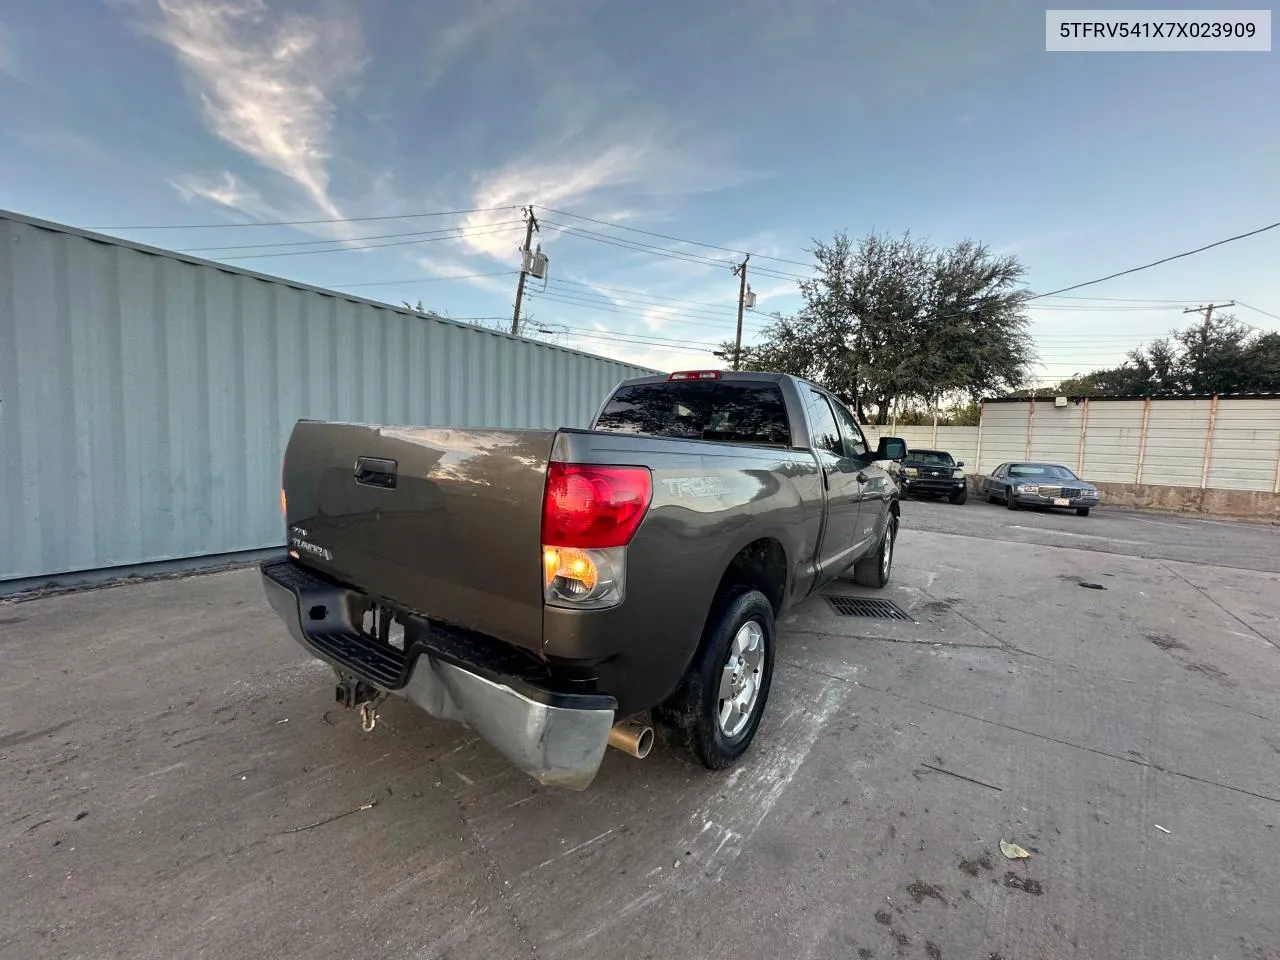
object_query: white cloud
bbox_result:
[147,0,365,219]
[458,143,650,259]
[169,170,284,220]
[407,252,516,298]
[749,279,803,306]
[556,333,698,374]
[457,131,760,262]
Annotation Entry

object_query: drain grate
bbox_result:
[824,596,914,621]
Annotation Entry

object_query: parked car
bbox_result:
[892,449,968,504]
[260,370,907,790]
[983,462,1100,515]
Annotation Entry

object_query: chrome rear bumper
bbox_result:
[399,656,616,790]
[261,559,616,790]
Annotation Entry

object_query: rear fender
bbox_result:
[687,525,793,650]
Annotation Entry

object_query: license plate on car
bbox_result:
[1053,497,1070,506]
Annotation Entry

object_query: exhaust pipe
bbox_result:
[607,718,654,759]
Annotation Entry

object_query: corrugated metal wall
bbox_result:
[1142,397,1214,487]
[867,398,1280,492]
[1205,399,1280,491]
[0,211,656,583]
[1080,399,1146,483]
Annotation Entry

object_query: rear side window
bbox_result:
[595,381,792,446]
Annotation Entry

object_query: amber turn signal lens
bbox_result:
[542,547,598,592]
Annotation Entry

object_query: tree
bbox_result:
[729,232,1035,423]
[892,401,982,426]
[1032,314,1280,398]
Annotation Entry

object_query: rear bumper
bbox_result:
[261,559,617,790]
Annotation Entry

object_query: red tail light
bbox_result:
[669,370,721,381]
[542,463,653,549]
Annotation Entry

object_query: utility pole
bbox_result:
[511,205,540,335]
[731,255,750,370]
[1183,301,1234,339]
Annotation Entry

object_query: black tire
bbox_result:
[853,513,898,588]
[986,490,999,504]
[1076,507,1090,516]
[658,587,776,770]
[1005,486,1019,510]
[949,487,968,505]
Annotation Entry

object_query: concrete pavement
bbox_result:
[2,501,1278,960]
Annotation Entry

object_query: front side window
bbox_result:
[828,396,869,460]
[805,390,844,458]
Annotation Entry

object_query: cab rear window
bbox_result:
[595,381,791,446]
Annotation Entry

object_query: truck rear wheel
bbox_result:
[657,587,776,770]
[852,513,898,588]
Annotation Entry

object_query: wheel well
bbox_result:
[716,538,787,615]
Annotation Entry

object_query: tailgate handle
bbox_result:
[354,457,398,489]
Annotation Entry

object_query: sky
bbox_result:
[1,0,1278,384]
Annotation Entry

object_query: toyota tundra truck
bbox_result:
[260,370,906,789]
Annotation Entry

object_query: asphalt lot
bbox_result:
[3,500,1279,960]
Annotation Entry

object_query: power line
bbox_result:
[530,289,745,321]
[549,277,744,311]
[215,224,523,260]
[1235,301,1280,323]
[539,219,812,281]
[538,205,817,269]
[534,324,717,352]
[1037,295,1224,304]
[1028,219,1280,301]
[543,328,718,355]
[541,323,723,349]
[529,288,765,326]
[527,292,767,334]
[1030,334,1192,340]
[1029,304,1191,313]
[178,220,525,253]
[530,287,753,325]
[93,204,521,230]
[335,271,520,288]
[540,220,742,269]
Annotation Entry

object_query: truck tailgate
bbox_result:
[282,421,557,656]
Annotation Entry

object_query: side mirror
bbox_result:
[877,437,907,462]
[956,461,965,468]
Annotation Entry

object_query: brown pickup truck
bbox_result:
[261,370,906,789]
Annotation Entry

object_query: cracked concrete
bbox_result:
[1,498,1278,960]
